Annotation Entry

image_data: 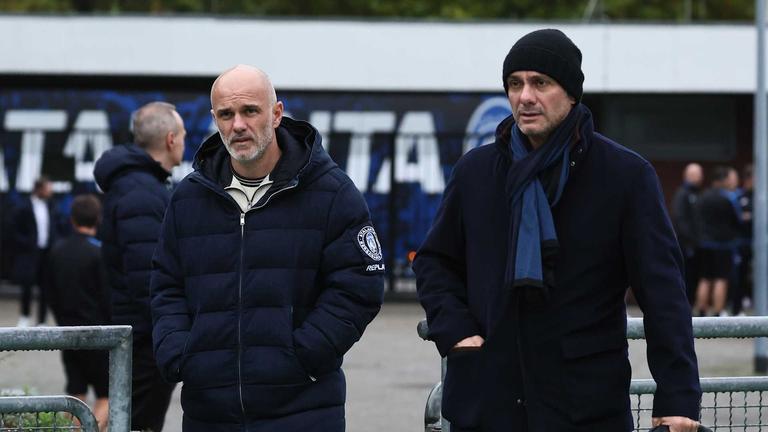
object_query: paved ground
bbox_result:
[0,295,761,431]
[0,297,440,431]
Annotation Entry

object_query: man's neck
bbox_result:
[231,141,282,179]
[146,148,173,173]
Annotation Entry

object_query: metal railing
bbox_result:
[0,326,132,432]
[418,316,768,432]
[0,396,99,431]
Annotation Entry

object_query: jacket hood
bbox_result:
[193,116,336,190]
[94,144,170,192]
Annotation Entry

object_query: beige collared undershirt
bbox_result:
[225,173,274,212]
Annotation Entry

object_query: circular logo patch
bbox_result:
[357,226,382,261]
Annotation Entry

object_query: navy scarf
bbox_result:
[503,103,593,302]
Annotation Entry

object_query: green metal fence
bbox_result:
[0,326,132,432]
[418,316,768,432]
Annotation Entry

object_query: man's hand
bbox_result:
[651,416,699,432]
[452,335,485,350]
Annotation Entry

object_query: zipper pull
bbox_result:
[240,213,245,226]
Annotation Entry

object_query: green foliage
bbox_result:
[0,388,81,428]
[0,411,78,428]
[0,0,758,21]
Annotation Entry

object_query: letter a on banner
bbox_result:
[5,110,67,192]
[63,110,113,182]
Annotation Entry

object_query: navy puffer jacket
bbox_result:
[94,144,171,337]
[150,117,384,431]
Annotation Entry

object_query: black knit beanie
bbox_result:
[502,29,584,102]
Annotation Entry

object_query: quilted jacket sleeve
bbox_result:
[111,186,169,334]
[150,200,191,383]
[292,180,385,377]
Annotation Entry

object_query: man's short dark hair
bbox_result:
[33,176,50,192]
[743,164,754,180]
[711,165,734,184]
[70,194,102,228]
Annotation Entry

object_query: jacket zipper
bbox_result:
[237,212,246,417]
[190,173,301,417]
[251,180,299,210]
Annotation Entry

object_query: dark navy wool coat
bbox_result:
[414,114,701,432]
[150,117,384,432]
[94,144,172,338]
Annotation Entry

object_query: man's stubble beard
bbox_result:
[222,123,273,163]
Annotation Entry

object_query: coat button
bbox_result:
[516,398,524,405]
[577,147,583,154]
[570,161,576,167]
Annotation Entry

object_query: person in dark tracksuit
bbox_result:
[735,165,754,314]
[414,29,701,432]
[671,163,704,305]
[94,102,186,432]
[694,166,742,317]
[48,194,110,432]
[150,65,384,432]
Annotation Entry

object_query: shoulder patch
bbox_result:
[357,226,383,261]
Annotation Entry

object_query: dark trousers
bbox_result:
[132,336,176,432]
[681,244,699,306]
[19,248,49,323]
[731,246,752,315]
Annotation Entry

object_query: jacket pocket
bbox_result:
[178,335,191,379]
[290,306,342,381]
[288,307,322,383]
[442,348,485,429]
[561,332,630,425]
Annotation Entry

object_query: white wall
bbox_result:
[0,15,756,93]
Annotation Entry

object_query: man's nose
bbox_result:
[233,113,247,131]
[519,84,536,104]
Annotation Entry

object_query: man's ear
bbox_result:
[165,131,175,151]
[273,101,284,128]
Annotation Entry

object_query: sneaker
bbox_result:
[718,310,730,317]
[16,316,30,328]
[743,297,753,311]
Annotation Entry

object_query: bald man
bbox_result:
[671,163,704,304]
[150,65,384,431]
[94,101,186,431]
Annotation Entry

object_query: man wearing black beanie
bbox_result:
[415,29,701,432]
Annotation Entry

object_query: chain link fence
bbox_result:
[419,316,768,432]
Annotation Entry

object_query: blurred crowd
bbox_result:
[671,163,754,317]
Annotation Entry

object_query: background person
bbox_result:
[47,194,110,431]
[695,166,741,317]
[671,162,704,305]
[93,101,185,431]
[11,175,57,327]
[732,164,754,315]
